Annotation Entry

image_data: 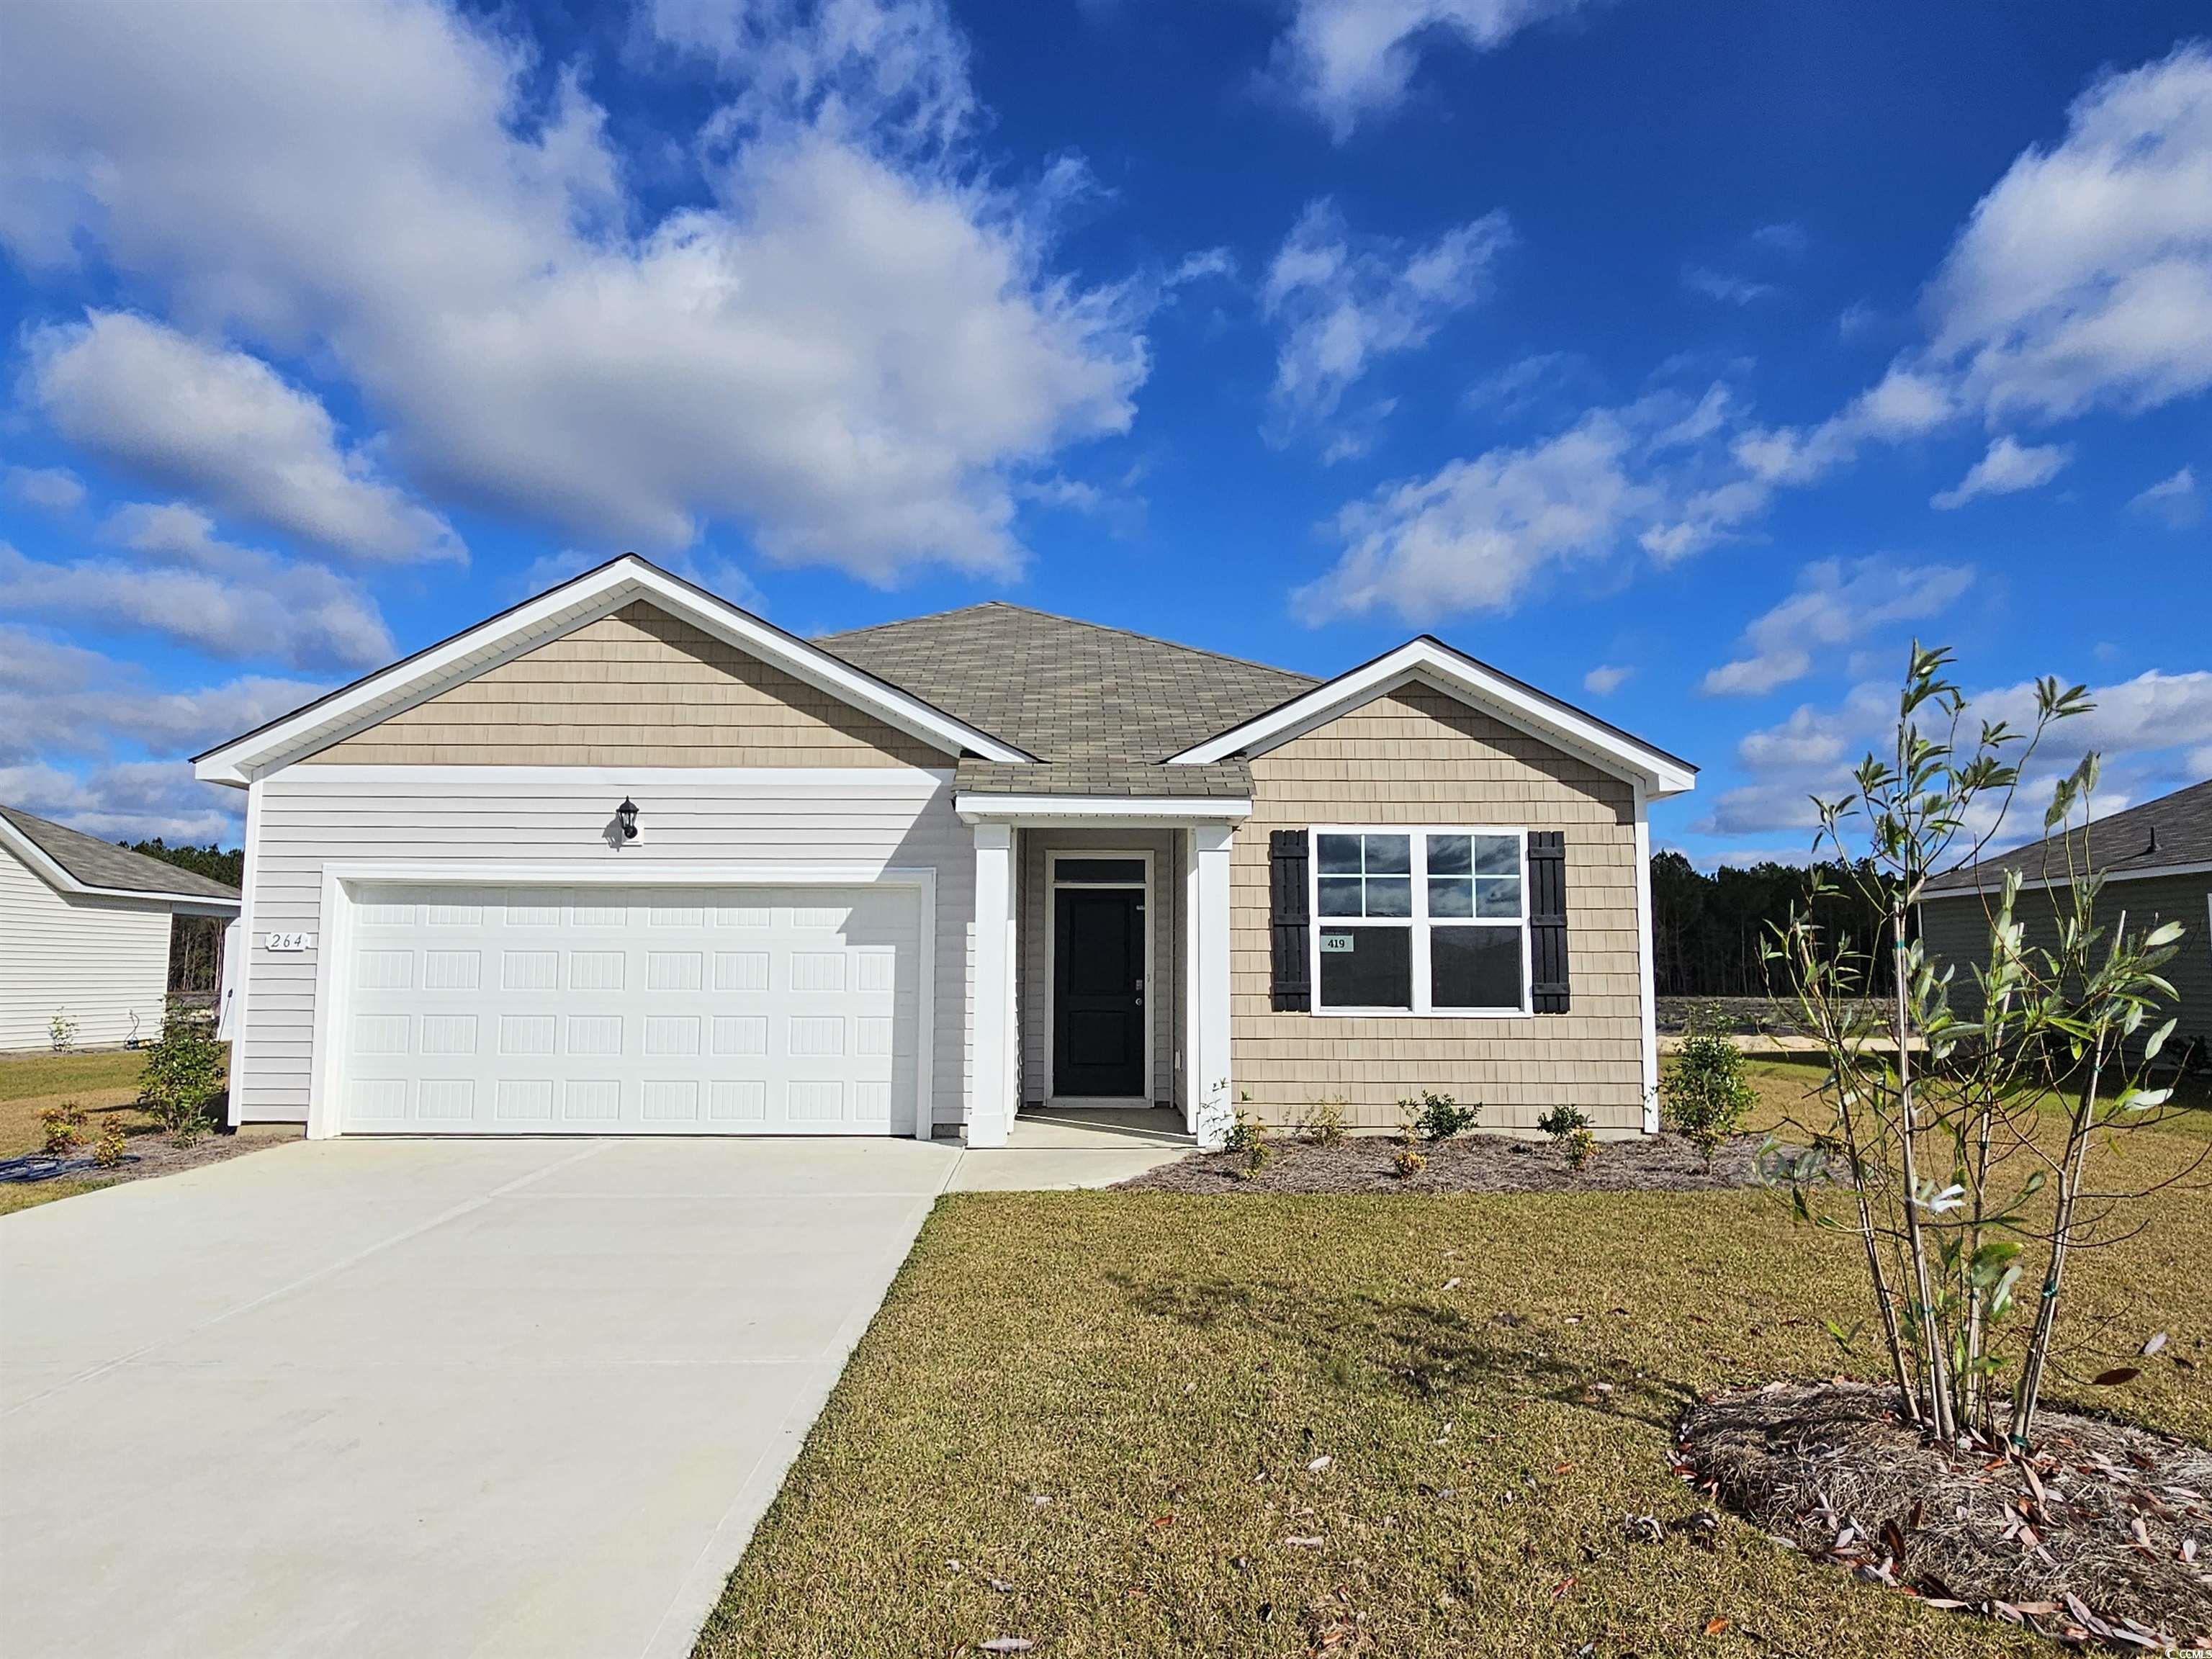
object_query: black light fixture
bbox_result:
[616,797,640,842]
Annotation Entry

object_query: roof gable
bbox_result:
[1166,637,1698,798]
[0,806,240,907]
[194,557,1032,783]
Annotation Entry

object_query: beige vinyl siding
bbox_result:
[0,842,173,1050]
[1017,828,1182,1105]
[302,602,947,769]
[1921,872,2212,1048]
[1233,683,1645,1136]
[233,768,972,1125]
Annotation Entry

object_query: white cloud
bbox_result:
[0,760,240,845]
[1262,199,1511,441]
[1700,557,1974,698]
[1700,666,2212,846]
[1928,433,2071,510]
[1271,0,1602,140]
[2128,463,2202,528]
[25,313,462,564]
[1681,265,1774,305]
[0,0,1146,585]
[1582,663,1632,696]
[1924,41,2212,421]
[1748,220,1809,257]
[3,463,85,513]
[0,624,325,770]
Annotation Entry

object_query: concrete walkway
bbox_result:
[0,1123,1189,1659]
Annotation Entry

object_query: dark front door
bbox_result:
[1053,886,1146,1097]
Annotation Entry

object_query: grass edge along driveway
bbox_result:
[697,1132,2208,1658]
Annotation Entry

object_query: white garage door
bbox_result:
[335,884,922,1135]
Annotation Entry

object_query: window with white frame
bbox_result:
[1310,828,1529,1014]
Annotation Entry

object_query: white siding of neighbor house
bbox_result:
[233,768,973,1128]
[0,840,173,1051]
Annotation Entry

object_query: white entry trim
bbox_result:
[1043,848,1155,1108]
[307,860,937,1142]
[957,794,1251,824]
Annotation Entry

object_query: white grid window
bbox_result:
[1310,827,1529,1016]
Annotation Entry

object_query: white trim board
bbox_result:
[1167,638,1697,798]
[956,795,1251,824]
[194,554,1032,785]
[305,860,938,1142]
[0,814,240,913]
[1042,848,1155,1107]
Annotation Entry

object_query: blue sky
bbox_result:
[1,0,2206,860]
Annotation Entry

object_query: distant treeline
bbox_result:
[123,839,245,889]
[1650,851,1899,999]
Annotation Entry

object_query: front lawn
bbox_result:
[698,1116,2208,1656]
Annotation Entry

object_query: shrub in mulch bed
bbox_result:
[1676,1380,2212,1651]
[1114,1129,1776,1194]
[0,1130,287,1190]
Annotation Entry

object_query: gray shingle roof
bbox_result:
[1923,777,2212,895]
[1,806,240,902]
[817,603,1316,766]
[954,758,1253,799]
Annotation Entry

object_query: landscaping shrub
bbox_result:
[91,1118,127,1169]
[138,999,225,1138]
[48,1010,76,1053]
[38,1102,88,1156]
[1391,1146,1426,1179]
[1402,1090,1478,1141]
[1535,1104,1597,1171]
[1222,1107,1271,1179]
[1661,1000,1754,1166]
[1297,1096,1346,1146]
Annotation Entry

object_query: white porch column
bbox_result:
[969,822,1016,1148]
[1187,822,1234,1148]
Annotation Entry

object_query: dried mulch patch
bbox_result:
[0,1123,299,1194]
[1678,1380,2212,1650]
[1115,1129,1773,1194]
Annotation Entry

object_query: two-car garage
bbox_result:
[329,881,927,1137]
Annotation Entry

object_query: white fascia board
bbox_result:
[1166,639,1698,798]
[954,793,1253,824]
[1923,858,2212,899]
[0,817,241,912]
[194,556,1031,783]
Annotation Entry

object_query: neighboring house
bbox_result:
[1920,778,2211,1062]
[192,556,1696,1145]
[0,806,242,1051]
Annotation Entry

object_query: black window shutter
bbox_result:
[1528,831,1570,1013]
[1269,829,1310,1012]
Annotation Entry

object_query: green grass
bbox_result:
[697,1124,2209,1657]
[0,1049,145,1105]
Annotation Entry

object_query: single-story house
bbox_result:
[192,556,1696,1146]
[1921,776,2211,1062]
[0,806,242,1051]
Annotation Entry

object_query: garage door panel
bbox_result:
[336,882,920,1136]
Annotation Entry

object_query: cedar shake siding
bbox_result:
[1920,873,2212,1050]
[1232,683,1645,1135]
[303,602,945,769]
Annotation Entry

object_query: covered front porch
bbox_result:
[960,789,1245,1150]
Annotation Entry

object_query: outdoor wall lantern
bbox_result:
[616,797,641,842]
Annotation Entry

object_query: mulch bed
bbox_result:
[1678,1380,2212,1650]
[0,1125,299,1193]
[1115,1129,1774,1194]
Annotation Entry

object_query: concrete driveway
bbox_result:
[0,1137,963,1659]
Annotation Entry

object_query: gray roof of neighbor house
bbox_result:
[0,806,241,902]
[1922,777,2212,895]
[817,603,1317,768]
